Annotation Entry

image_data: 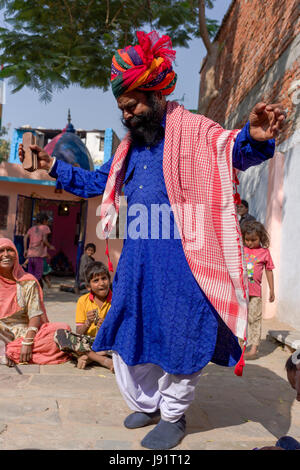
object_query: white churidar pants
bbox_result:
[112,352,202,423]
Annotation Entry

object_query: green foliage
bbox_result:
[0,125,10,163]
[0,0,218,101]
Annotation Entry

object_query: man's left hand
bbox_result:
[249,102,286,141]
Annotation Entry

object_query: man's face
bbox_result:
[237,203,248,216]
[117,90,166,146]
[117,91,152,126]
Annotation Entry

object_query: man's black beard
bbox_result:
[121,93,165,147]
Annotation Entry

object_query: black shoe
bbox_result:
[54,329,74,352]
[124,410,161,429]
[141,415,186,449]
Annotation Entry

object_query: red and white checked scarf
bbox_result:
[100,101,248,342]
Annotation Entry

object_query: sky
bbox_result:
[1,0,232,142]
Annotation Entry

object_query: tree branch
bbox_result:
[106,0,110,25]
[147,0,153,29]
[198,0,212,55]
[86,0,95,16]
[197,0,219,114]
[62,0,74,27]
[108,2,124,27]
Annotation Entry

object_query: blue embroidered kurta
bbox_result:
[50,121,274,374]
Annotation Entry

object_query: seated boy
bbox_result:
[77,243,96,291]
[55,261,113,371]
[60,243,96,293]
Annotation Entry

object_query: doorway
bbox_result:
[14,195,88,279]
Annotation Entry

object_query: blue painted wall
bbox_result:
[103,128,113,165]
[9,129,38,164]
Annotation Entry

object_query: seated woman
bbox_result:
[0,238,71,366]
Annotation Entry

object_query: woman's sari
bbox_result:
[0,238,71,365]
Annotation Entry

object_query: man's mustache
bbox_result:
[122,113,149,129]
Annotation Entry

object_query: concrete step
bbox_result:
[267,329,300,351]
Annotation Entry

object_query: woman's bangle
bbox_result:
[21,340,34,346]
[27,326,38,333]
[24,326,38,342]
[24,335,36,341]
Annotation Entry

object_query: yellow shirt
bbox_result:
[75,290,112,338]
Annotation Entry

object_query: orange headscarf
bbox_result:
[0,238,48,322]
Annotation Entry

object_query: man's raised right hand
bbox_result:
[18,143,54,172]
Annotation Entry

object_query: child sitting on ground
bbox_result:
[54,261,113,371]
[242,220,275,360]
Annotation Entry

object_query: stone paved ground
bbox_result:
[0,278,299,451]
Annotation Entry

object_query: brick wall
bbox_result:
[200,0,300,142]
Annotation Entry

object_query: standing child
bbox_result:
[55,261,113,371]
[42,255,52,288]
[23,212,55,288]
[242,220,275,360]
[22,254,52,288]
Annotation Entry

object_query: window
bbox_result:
[99,136,105,152]
[0,195,9,229]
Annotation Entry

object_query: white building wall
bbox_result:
[238,160,269,225]
[224,31,300,328]
[85,132,104,167]
[277,136,300,328]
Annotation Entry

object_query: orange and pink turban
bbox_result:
[111,31,177,99]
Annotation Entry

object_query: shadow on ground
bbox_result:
[187,362,294,438]
[43,276,82,304]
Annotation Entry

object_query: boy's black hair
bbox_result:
[285,355,297,372]
[85,261,110,284]
[85,243,96,252]
[241,199,249,209]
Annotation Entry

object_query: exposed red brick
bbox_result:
[200,0,299,142]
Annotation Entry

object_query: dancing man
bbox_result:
[19,31,285,449]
